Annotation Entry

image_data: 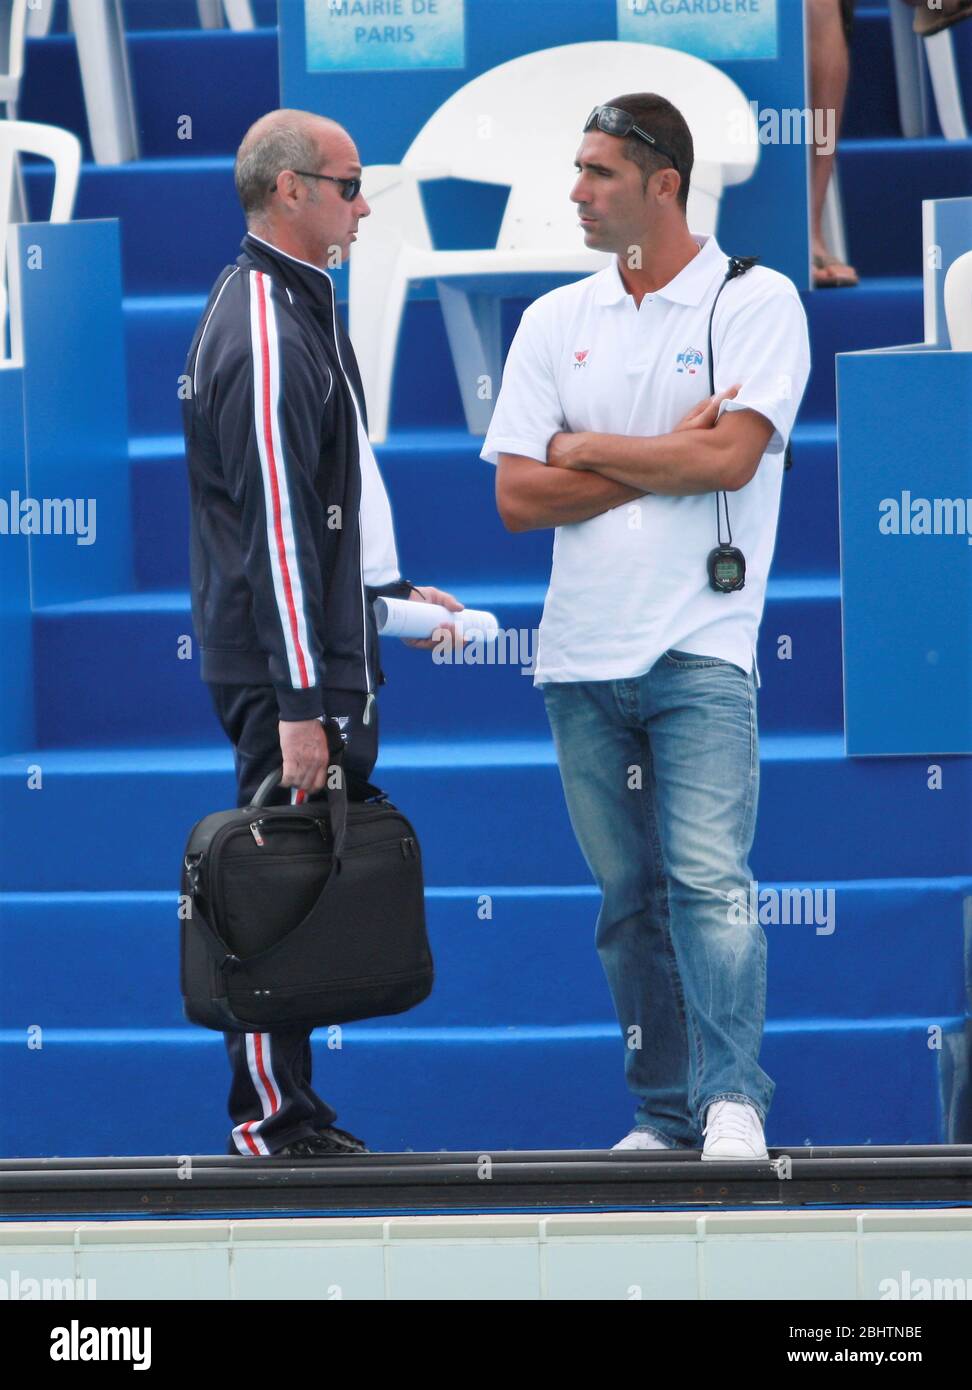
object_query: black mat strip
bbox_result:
[2,1148,971,1216]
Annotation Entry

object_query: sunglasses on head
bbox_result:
[583,105,680,176]
[272,170,362,201]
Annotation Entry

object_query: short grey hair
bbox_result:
[234,121,319,222]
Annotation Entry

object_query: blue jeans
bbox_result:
[542,650,774,1148]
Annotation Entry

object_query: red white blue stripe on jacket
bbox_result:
[248,269,316,695]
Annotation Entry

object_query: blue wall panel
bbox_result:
[0,367,33,754]
[11,221,133,606]
[837,346,972,755]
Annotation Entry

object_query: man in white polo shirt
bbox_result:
[482,94,810,1160]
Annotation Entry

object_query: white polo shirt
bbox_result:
[480,232,811,688]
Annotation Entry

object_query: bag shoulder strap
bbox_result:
[186,891,239,968]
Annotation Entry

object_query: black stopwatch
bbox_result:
[707,544,746,593]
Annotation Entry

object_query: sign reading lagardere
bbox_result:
[617,0,778,62]
[305,0,465,72]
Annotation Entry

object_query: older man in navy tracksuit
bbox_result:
[183,108,462,1158]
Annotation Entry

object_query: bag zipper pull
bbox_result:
[184,851,203,892]
[363,691,375,726]
[249,822,265,847]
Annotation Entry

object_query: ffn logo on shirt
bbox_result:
[676,348,704,375]
[572,350,590,369]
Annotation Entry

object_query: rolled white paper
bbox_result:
[374,597,499,642]
[453,608,499,643]
[373,597,451,638]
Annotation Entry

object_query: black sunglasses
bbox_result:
[272,170,362,202]
[583,105,680,176]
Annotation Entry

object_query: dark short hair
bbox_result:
[603,92,694,210]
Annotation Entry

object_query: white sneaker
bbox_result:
[612,1128,672,1151]
[701,1100,769,1161]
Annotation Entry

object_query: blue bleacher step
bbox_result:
[1,739,969,891]
[22,5,972,158]
[0,1018,952,1156]
[129,422,840,590]
[21,25,279,162]
[119,276,925,439]
[32,577,844,746]
[2,877,968,1031]
[24,139,970,299]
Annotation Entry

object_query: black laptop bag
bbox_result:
[180,727,432,1032]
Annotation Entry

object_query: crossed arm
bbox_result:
[496,389,775,533]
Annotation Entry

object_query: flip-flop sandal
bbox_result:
[813,252,859,288]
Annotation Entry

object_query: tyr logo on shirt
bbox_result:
[573,350,590,369]
[676,347,704,374]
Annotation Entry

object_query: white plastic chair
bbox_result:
[0,0,27,117]
[197,0,256,28]
[24,0,54,39]
[0,119,81,362]
[20,0,139,164]
[31,0,258,31]
[70,0,139,164]
[944,247,972,349]
[349,40,759,442]
[0,0,28,223]
[889,0,968,140]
